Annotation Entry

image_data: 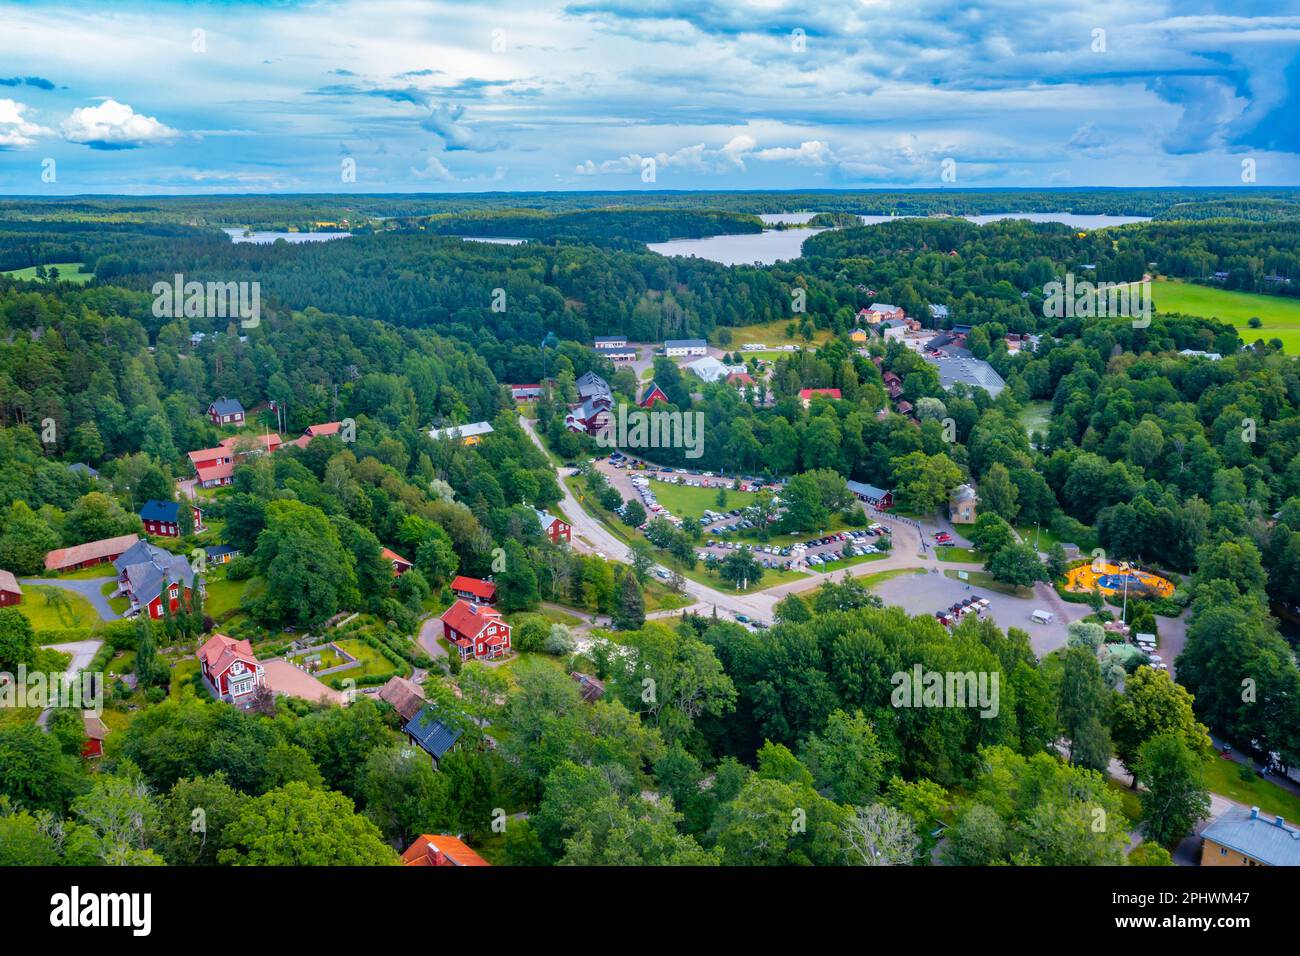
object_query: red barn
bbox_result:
[44,534,141,573]
[638,381,669,408]
[440,600,512,661]
[198,633,266,708]
[0,570,21,607]
[451,576,496,605]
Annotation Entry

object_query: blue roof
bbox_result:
[1202,807,1300,866]
[403,705,463,760]
[209,397,244,415]
[68,462,99,478]
[139,499,180,523]
[204,544,240,558]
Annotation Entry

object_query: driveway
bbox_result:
[417,614,448,659]
[20,576,121,622]
[261,658,346,705]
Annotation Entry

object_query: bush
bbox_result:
[225,556,257,581]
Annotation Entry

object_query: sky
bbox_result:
[0,0,1297,194]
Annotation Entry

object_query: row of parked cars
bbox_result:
[936,596,989,628]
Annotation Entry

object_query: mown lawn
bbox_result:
[936,545,984,563]
[645,478,761,520]
[333,639,406,680]
[717,317,832,347]
[943,569,1032,598]
[1153,278,1300,353]
[17,585,99,631]
[204,572,265,618]
[50,565,118,581]
[169,658,200,700]
[1201,755,1300,822]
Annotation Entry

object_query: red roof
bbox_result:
[196,460,235,482]
[401,834,490,867]
[382,547,412,567]
[44,534,140,572]
[441,599,504,640]
[304,422,342,437]
[798,388,842,400]
[187,446,229,466]
[198,633,259,679]
[451,576,496,601]
[727,372,755,386]
[0,569,22,595]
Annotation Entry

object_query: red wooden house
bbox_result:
[382,547,413,576]
[139,499,204,538]
[451,576,496,605]
[81,713,108,759]
[0,570,21,607]
[534,509,571,544]
[207,397,246,426]
[198,633,266,709]
[440,600,512,661]
[401,834,490,867]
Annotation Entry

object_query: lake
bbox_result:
[648,211,1152,265]
[224,228,352,244]
[458,236,526,245]
[647,228,823,266]
[963,213,1151,228]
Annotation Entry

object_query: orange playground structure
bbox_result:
[1065,561,1175,599]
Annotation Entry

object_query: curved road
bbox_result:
[522,417,1082,632]
[19,576,121,622]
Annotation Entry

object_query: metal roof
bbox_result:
[403,705,463,760]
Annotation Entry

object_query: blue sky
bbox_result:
[0,0,1297,193]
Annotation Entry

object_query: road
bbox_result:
[523,416,1079,646]
[19,576,121,621]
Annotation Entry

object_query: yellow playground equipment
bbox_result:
[1064,560,1174,599]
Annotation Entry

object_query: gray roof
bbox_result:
[114,541,196,607]
[1202,807,1300,866]
[576,370,612,402]
[951,483,978,502]
[847,480,890,500]
[209,397,244,416]
[923,349,1006,397]
[428,421,494,441]
[665,338,707,349]
[68,462,99,478]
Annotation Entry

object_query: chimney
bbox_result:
[1250,806,1260,820]
[426,842,445,866]
[1276,816,1286,828]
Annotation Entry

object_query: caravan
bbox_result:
[1030,609,1054,625]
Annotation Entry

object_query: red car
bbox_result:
[934,532,953,543]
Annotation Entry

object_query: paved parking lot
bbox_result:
[697,526,893,572]
[873,569,1077,658]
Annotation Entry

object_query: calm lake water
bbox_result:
[648,212,1152,265]
[458,236,526,245]
[647,228,823,266]
[224,228,352,244]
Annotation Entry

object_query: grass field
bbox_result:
[943,568,1032,598]
[1018,401,1052,443]
[716,318,832,348]
[1154,278,1300,352]
[936,545,984,563]
[51,565,119,581]
[646,479,761,520]
[17,585,99,630]
[1201,755,1300,822]
[204,572,265,619]
[333,639,406,680]
[1,261,95,285]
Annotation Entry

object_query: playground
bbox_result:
[1064,561,1175,599]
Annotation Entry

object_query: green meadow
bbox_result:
[1154,278,1300,352]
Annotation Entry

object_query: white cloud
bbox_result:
[410,154,455,180]
[0,99,51,149]
[756,140,833,165]
[60,99,180,150]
